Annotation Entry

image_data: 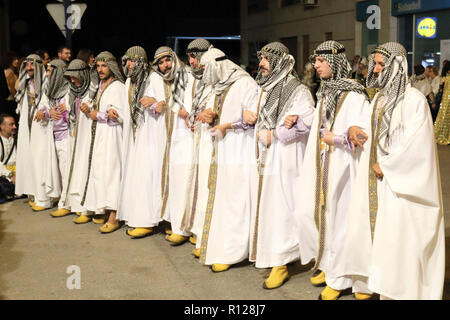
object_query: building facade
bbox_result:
[241,0,450,73]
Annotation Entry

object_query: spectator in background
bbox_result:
[351,55,361,79]
[410,64,432,97]
[36,49,51,68]
[0,113,17,203]
[77,48,95,68]
[57,45,72,65]
[1,52,19,118]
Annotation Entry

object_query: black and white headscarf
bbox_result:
[367,42,408,155]
[93,51,125,84]
[64,59,91,128]
[15,54,46,106]
[122,46,150,127]
[200,48,251,95]
[310,41,368,126]
[152,46,189,111]
[46,59,69,108]
[255,42,301,131]
[186,39,213,124]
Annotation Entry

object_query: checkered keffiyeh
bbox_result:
[15,54,46,106]
[255,42,301,131]
[367,42,408,155]
[122,46,150,127]
[46,59,69,108]
[152,46,189,110]
[310,41,368,126]
[64,59,91,128]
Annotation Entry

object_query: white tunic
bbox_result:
[250,85,315,268]
[296,91,370,290]
[200,76,259,266]
[117,76,162,228]
[15,82,37,196]
[341,85,445,300]
[83,80,129,213]
[64,91,92,214]
[0,135,16,179]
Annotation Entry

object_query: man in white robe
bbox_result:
[242,42,315,289]
[144,46,194,245]
[14,54,46,207]
[196,48,259,272]
[117,46,161,238]
[61,59,95,224]
[35,59,73,218]
[295,41,371,300]
[81,51,130,234]
[180,38,214,254]
[341,42,445,300]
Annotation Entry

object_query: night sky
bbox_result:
[8,0,240,63]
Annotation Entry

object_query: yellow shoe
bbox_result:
[165,233,188,246]
[310,270,326,287]
[165,229,172,235]
[32,205,48,212]
[189,236,197,245]
[76,212,81,216]
[192,248,200,258]
[92,215,106,224]
[127,227,153,239]
[319,286,342,300]
[211,263,231,273]
[355,293,374,300]
[28,201,35,207]
[263,265,289,289]
[50,208,72,217]
[73,215,92,224]
[99,221,120,234]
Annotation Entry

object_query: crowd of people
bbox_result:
[0,38,448,300]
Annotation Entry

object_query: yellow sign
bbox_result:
[417,17,437,38]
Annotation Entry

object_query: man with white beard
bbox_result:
[341,42,445,300]
[196,48,258,273]
[243,42,315,289]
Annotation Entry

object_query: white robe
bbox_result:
[200,76,259,266]
[83,80,129,213]
[64,92,92,214]
[166,73,195,236]
[117,76,163,228]
[341,85,445,300]
[15,84,37,197]
[296,91,370,290]
[250,85,315,268]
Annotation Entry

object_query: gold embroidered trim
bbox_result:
[199,85,232,264]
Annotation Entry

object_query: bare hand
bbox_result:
[140,96,157,108]
[11,175,15,184]
[203,109,217,124]
[55,103,67,113]
[323,129,334,146]
[108,108,119,121]
[373,162,383,180]
[185,117,194,131]
[258,130,272,147]
[34,110,45,122]
[284,115,298,129]
[155,101,166,114]
[89,110,98,121]
[210,123,230,139]
[49,108,62,121]
[348,126,368,151]
[243,110,257,125]
[178,107,189,120]
[80,103,91,114]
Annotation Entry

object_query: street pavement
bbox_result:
[0,146,449,300]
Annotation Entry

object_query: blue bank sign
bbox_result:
[392,0,450,16]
